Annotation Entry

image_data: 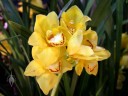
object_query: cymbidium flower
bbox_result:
[24,12,72,95]
[61,6,111,76]
[0,32,11,55]
[67,29,110,76]
[120,54,128,69]
[60,5,91,41]
[121,33,128,49]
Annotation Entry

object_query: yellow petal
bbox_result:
[37,47,60,67]
[28,32,47,48]
[24,60,45,76]
[76,16,91,31]
[60,57,73,73]
[94,47,111,61]
[47,12,59,29]
[34,14,46,38]
[36,72,58,95]
[72,54,98,60]
[59,47,66,58]
[84,61,98,76]
[47,56,72,74]
[61,5,84,25]
[0,34,11,55]
[32,46,44,60]
[83,28,98,48]
[120,55,128,68]
[59,25,72,43]
[61,6,91,33]
[75,60,84,76]
[121,33,128,49]
[31,0,44,8]
[67,30,83,55]
[61,6,85,34]
[34,12,59,38]
[0,41,12,55]
[75,45,94,57]
[83,16,91,24]
[46,29,66,47]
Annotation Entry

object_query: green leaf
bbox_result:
[0,0,23,25]
[58,0,74,18]
[49,0,58,11]
[25,2,48,14]
[10,57,33,96]
[104,11,114,39]
[8,21,32,40]
[62,73,71,96]
[115,0,124,94]
[84,0,95,15]
[70,71,78,96]
[78,72,90,96]
[89,0,112,27]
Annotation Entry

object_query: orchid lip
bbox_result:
[47,32,65,46]
[48,62,61,73]
[87,64,96,72]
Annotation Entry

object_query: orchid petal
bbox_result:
[75,45,94,56]
[75,60,84,76]
[47,12,59,29]
[28,32,47,47]
[36,72,58,95]
[37,47,60,67]
[67,30,83,55]
[24,60,45,76]
[84,61,98,76]
[83,28,98,48]
[34,14,46,37]
[61,5,84,24]
[94,47,111,61]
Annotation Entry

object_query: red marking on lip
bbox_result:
[49,62,61,72]
[87,40,93,49]
[88,64,96,72]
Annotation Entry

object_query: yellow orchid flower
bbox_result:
[0,33,11,55]
[24,49,72,94]
[120,54,128,68]
[60,5,91,37]
[60,6,110,76]
[24,12,72,95]
[18,0,44,18]
[28,12,66,48]
[121,33,128,49]
[68,29,110,76]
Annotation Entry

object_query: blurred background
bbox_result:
[0,0,128,96]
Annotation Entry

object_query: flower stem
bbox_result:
[51,73,63,96]
[70,71,78,96]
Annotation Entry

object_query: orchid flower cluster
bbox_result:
[24,6,111,95]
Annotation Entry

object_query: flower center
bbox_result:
[66,20,75,34]
[46,30,65,46]
[69,20,74,24]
